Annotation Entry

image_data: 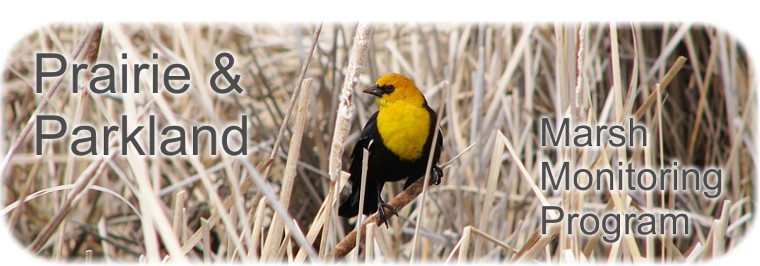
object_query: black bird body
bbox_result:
[338,109,443,217]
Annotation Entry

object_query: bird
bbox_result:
[338,73,443,226]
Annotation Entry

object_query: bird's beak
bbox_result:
[363,85,383,97]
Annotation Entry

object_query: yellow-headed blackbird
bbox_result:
[338,73,443,226]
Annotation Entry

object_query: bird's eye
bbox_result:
[384,85,395,93]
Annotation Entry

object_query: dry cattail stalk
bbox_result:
[328,23,374,182]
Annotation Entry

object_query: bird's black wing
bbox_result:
[348,112,379,176]
[338,112,380,217]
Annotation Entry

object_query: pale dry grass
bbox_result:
[0,22,755,263]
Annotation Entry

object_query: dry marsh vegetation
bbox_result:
[0,23,755,263]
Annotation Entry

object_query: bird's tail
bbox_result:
[338,179,378,217]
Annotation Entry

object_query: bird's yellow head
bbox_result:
[363,73,425,108]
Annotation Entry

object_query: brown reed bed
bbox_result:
[0,23,754,263]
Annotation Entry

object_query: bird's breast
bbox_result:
[376,104,431,161]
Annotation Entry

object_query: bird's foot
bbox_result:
[376,200,398,228]
[431,166,443,185]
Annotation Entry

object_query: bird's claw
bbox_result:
[376,200,398,228]
[431,166,443,185]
